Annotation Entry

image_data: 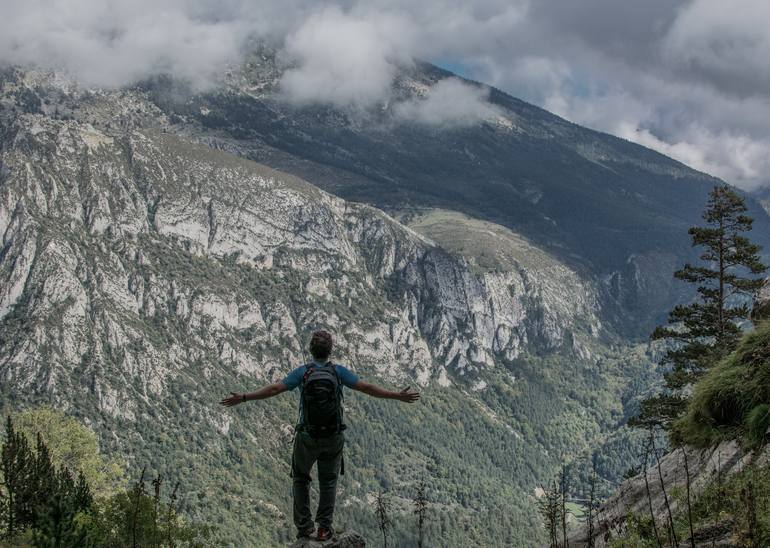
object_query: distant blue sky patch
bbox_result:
[431,59,473,80]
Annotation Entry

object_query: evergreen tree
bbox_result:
[2,416,34,537]
[73,472,94,513]
[559,466,570,548]
[32,466,94,548]
[13,407,125,497]
[375,489,391,548]
[31,433,58,527]
[2,416,95,544]
[633,184,767,428]
[3,414,208,546]
[413,480,428,548]
[536,482,560,547]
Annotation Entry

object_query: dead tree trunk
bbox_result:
[651,434,678,547]
[643,432,663,548]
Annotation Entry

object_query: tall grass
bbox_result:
[673,320,770,448]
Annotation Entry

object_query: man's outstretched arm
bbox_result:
[219,383,288,406]
[352,381,420,403]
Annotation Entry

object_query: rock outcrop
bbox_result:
[290,531,366,548]
[572,439,770,547]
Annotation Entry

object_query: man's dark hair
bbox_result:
[309,330,333,361]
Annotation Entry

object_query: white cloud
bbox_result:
[279,7,413,109]
[394,77,498,127]
[543,83,770,191]
[662,0,770,97]
[2,0,770,187]
[0,0,273,89]
[468,0,770,190]
[620,124,770,192]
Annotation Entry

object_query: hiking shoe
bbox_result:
[315,527,334,541]
[296,527,315,539]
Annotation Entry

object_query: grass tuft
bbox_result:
[674,320,770,448]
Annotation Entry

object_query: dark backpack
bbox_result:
[301,363,345,438]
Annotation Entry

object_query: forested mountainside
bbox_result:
[138,49,770,337]
[0,66,658,546]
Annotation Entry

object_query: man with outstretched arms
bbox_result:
[220,330,420,541]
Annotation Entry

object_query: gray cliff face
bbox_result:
[0,68,603,413]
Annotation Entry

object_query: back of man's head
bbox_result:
[309,330,333,361]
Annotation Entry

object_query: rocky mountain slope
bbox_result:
[0,67,655,546]
[0,68,605,393]
[140,49,770,337]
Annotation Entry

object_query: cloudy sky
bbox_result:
[3,0,769,190]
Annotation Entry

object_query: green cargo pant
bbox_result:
[291,431,345,531]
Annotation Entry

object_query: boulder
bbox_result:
[290,531,366,548]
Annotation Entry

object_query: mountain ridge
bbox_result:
[135,50,770,337]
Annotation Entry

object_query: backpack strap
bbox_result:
[327,362,345,430]
[329,362,343,399]
[299,364,312,425]
[328,362,346,475]
[301,363,313,385]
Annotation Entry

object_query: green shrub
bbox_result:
[673,320,770,448]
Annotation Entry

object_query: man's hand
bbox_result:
[219,392,245,407]
[396,386,420,403]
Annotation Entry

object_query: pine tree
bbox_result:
[586,456,598,548]
[375,489,391,548]
[3,416,97,544]
[536,482,560,547]
[413,480,428,548]
[73,472,94,513]
[559,466,570,548]
[633,184,767,428]
[31,433,57,527]
[32,467,93,548]
[2,416,34,537]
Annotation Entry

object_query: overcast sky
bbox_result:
[3,0,769,190]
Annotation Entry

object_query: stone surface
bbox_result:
[290,531,366,548]
[571,439,770,547]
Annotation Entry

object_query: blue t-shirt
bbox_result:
[282,360,360,425]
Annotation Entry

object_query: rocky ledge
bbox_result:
[290,531,366,548]
[571,438,770,546]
